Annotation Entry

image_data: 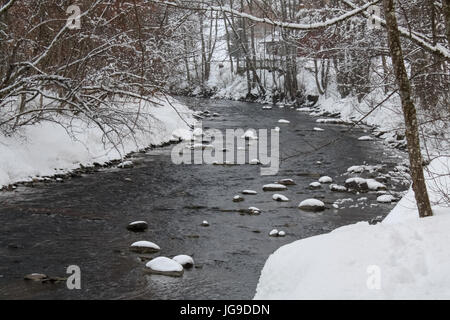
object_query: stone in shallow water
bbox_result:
[130,241,160,254]
[242,190,257,195]
[248,207,261,215]
[318,176,333,184]
[272,194,289,202]
[201,220,210,227]
[345,177,369,192]
[118,161,134,169]
[172,255,194,268]
[277,179,296,186]
[309,182,322,189]
[127,221,148,232]
[298,199,325,212]
[233,195,245,202]
[24,273,48,281]
[269,229,279,237]
[145,257,184,277]
[329,184,347,192]
[263,183,287,191]
[377,195,396,203]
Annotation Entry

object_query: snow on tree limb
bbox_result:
[342,0,450,60]
[149,0,382,30]
[150,0,449,61]
[0,0,16,14]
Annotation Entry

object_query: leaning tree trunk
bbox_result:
[383,0,433,218]
[443,0,450,46]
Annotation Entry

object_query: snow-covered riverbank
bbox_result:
[0,96,194,188]
[255,156,450,300]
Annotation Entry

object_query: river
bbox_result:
[0,98,408,299]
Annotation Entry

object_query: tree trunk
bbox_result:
[443,0,450,46]
[383,0,433,218]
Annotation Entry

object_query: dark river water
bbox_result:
[0,98,408,299]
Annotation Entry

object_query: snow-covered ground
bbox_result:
[255,156,450,299]
[0,96,194,188]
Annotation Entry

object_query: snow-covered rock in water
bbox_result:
[130,241,161,254]
[297,107,313,112]
[358,136,374,141]
[242,190,257,195]
[298,199,325,212]
[329,184,348,192]
[250,159,261,165]
[118,161,134,169]
[277,179,296,186]
[278,231,286,237]
[345,177,368,191]
[201,220,210,227]
[145,257,184,277]
[377,194,396,203]
[233,195,244,202]
[262,106,272,110]
[269,229,279,237]
[366,179,387,191]
[24,273,48,281]
[248,207,261,215]
[263,183,287,191]
[272,194,289,202]
[172,255,194,268]
[242,129,258,140]
[318,176,333,184]
[278,119,290,124]
[278,104,285,109]
[347,165,365,173]
[309,182,321,189]
[274,127,281,132]
[313,127,324,132]
[127,221,148,232]
[316,118,347,124]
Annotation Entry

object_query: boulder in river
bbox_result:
[269,229,279,237]
[277,179,296,186]
[298,199,325,212]
[242,190,257,195]
[377,194,396,203]
[145,257,184,277]
[130,241,161,254]
[309,182,321,189]
[248,207,261,215]
[201,220,210,227]
[172,255,194,268]
[24,273,48,281]
[318,176,333,184]
[263,183,287,191]
[118,161,134,169]
[329,184,348,192]
[345,177,369,192]
[272,194,289,202]
[233,195,245,202]
[127,221,148,232]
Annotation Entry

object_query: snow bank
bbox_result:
[255,213,450,299]
[255,156,450,300]
[384,157,450,224]
[0,96,194,187]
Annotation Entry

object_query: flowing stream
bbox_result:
[0,98,408,299]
